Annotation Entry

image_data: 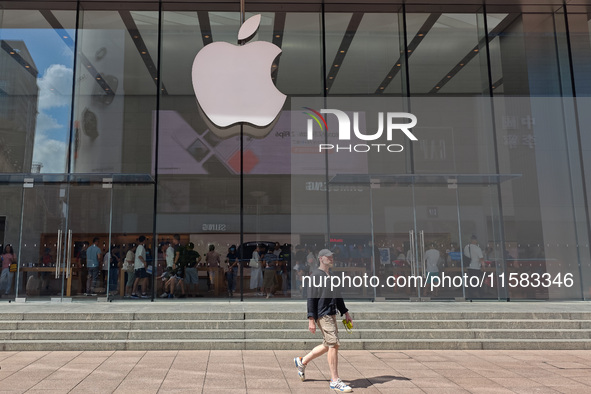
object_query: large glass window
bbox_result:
[1,1,591,302]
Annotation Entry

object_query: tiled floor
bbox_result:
[1,350,591,393]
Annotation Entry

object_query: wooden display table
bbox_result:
[20,266,73,297]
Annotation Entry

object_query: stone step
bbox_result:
[3,311,591,321]
[1,328,590,341]
[3,338,591,351]
[1,319,589,331]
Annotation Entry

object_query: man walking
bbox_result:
[294,249,353,393]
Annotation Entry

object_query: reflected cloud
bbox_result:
[33,100,68,173]
[38,64,73,110]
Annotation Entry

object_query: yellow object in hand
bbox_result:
[342,319,353,333]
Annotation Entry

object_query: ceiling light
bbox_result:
[134,35,139,39]
[387,75,393,79]
[447,75,451,78]
[329,76,333,79]
[460,63,464,66]
[418,33,424,37]
[275,34,280,38]
[105,88,110,91]
[474,49,479,52]
[96,77,101,80]
[204,35,210,39]
[141,51,147,54]
[435,86,440,89]
[334,64,339,67]
[396,63,401,67]
[407,49,412,52]
[25,65,30,68]
[379,87,385,90]
[63,35,68,39]
[9,52,14,55]
[340,50,345,53]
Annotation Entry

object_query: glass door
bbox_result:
[412,181,463,300]
[17,178,69,300]
[66,178,113,300]
[371,182,416,300]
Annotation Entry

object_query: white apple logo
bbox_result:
[192,14,286,128]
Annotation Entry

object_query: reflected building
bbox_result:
[0,40,38,173]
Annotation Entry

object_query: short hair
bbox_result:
[173,234,180,241]
[139,235,146,243]
[93,237,99,244]
[209,244,215,251]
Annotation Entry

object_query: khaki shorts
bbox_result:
[316,314,340,348]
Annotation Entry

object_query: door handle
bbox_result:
[419,230,425,277]
[409,229,415,277]
[55,229,62,278]
[66,230,72,279]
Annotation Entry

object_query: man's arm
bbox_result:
[306,297,318,334]
[336,298,349,317]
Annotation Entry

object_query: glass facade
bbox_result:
[1,1,591,302]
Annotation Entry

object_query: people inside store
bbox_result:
[263,246,278,299]
[249,244,264,296]
[205,244,221,292]
[123,244,136,298]
[0,244,17,296]
[131,235,150,299]
[225,245,239,298]
[183,242,201,297]
[85,238,101,296]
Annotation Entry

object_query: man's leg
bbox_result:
[302,343,328,365]
[86,270,92,294]
[327,345,339,381]
[132,275,140,295]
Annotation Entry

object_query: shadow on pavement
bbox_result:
[349,375,411,389]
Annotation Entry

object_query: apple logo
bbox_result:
[192,14,286,129]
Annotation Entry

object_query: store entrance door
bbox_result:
[329,174,511,301]
[66,178,114,300]
[8,175,115,301]
[16,177,69,300]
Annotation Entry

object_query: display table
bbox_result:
[20,266,73,297]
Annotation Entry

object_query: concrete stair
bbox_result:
[2,310,591,351]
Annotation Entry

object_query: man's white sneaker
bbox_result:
[330,378,352,392]
[294,357,306,381]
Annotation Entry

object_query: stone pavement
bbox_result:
[1,350,591,393]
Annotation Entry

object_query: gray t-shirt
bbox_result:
[86,244,100,268]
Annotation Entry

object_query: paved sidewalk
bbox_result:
[1,350,590,393]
